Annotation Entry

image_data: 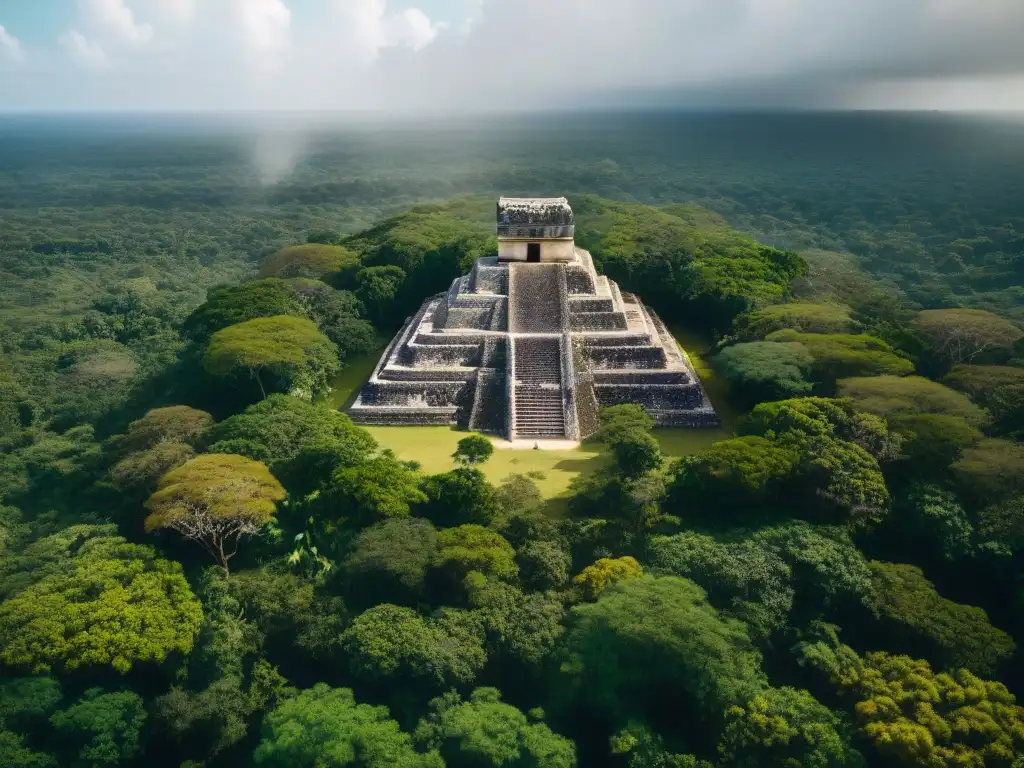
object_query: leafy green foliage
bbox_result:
[324,453,428,522]
[866,561,1014,675]
[719,687,863,768]
[254,684,442,767]
[50,689,146,767]
[556,576,765,735]
[734,302,858,339]
[344,517,439,606]
[912,308,1023,365]
[420,468,500,527]
[943,364,1024,438]
[183,279,305,344]
[354,266,407,327]
[453,434,494,466]
[465,578,566,669]
[952,439,1024,508]
[0,677,62,733]
[838,375,989,427]
[415,687,577,768]
[797,630,1024,768]
[573,556,643,601]
[573,196,805,331]
[258,244,360,280]
[341,605,486,690]
[766,330,914,385]
[0,527,202,673]
[204,315,339,399]
[204,394,377,488]
[648,532,793,640]
[433,525,518,582]
[714,341,815,404]
[516,539,571,591]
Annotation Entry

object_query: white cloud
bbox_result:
[235,0,291,71]
[10,0,1024,111]
[337,0,441,62]
[0,24,26,65]
[59,29,109,70]
[85,0,154,44]
[150,0,198,25]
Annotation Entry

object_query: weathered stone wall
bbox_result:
[403,343,481,367]
[587,346,668,369]
[595,384,703,410]
[469,369,508,435]
[358,380,469,407]
[570,312,629,331]
[499,239,575,263]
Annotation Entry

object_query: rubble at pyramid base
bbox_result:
[348,248,718,442]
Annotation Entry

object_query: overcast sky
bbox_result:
[1,0,1023,112]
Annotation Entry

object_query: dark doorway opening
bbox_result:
[527,243,541,262]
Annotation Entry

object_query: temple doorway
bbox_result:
[527,243,541,262]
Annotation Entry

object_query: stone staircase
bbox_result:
[513,337,566,438]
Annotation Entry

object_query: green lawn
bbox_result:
[329,328,734,499]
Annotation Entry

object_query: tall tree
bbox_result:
[145,454,286,575]
[203,315,339,399]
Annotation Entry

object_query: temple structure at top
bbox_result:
[348,196,718,443]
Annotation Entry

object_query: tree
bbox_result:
[145,454,286,575]
[912,308,1023,365]
[108,405,214,454]
[837,375,989,428]
[766,330,914,386]
[258,243,359,280]
[667,436,800,515]
[287,279,378,359]
[453,434,494,466]
[324,454,427,523]
[355,266,407,327]
[465,578,566,669]
[796,631,1024,768]
[734,301,858,339]
[253,684,443,768]
[718,687,863,768]
[183,279,305,343]
[203,315,339,399]
[0,677,63,733]
[517,540,571,591]
[866,561,1014,675]
[204,394,377,479]
[341,605,486,691]
[50,689,146,767]
[0,732,55,768]
[344,517,439,607]
[573,556,644,601]
[0,528,202,673]
[109,440,195,495]
[555,576,765,741]
[952,438,1024,508]
[648,532,793,640]
[420,467,500,527]
[414,688,577,768]
[714,341,815,404]
[433,525,518,582]
[943,364,1024,437]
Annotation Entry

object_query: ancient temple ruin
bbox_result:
[348,197,718,441]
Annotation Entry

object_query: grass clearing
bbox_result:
[330,326,735,498]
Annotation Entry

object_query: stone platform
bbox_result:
[348,247,718,441]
